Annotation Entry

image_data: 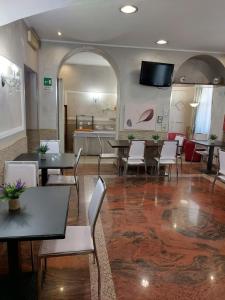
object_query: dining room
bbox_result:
[1,1,225,300]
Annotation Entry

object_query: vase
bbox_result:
[39,153,46,160]
[8,198,20,211]
[153,140,158,143]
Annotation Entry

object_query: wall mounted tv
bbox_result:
[139,61,174,87]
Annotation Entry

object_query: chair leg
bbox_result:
[30,241,34,272]
[168,165,171,181]
[212,174,218,192]
[95,250,101,300]
[124,162,128,176]
[98,156,101,176]
[75,181,79,216]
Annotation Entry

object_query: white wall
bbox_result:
[169,85,195,133]
[0,20,38,149]
[38,41,225,137]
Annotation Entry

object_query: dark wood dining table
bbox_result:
[0,186,71,299]
[191,140,225,174]
[15,153,75,185]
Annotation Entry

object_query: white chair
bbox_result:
[38,177,107,299]
[40,140,61,175]
[4,161,39,271]
[40,140,60,153]
[4,161,39,187]
[46,148,82,215]
[154,141,178,180]
[212,149,225,191]
[122,140,147,176]
[175,135,185,168]
[97,135,118,176]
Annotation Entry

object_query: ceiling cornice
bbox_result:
[41,38,225,55]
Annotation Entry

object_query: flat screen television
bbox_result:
[139,61,174,87]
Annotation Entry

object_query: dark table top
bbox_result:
[191,140,225,147]
[0,186,70,242]
[15,153,75,169]
[108,139,164,148]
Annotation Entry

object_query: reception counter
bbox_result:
[73,130,116,155]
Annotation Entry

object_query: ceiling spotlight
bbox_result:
[58,32,62,36]
[120,5,138,14]
[156,40,168,45]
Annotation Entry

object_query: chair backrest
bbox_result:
[4,161,39,187]
[194,133,208,141]
[88,177,106,236]
[175,135,184,146]
[160,141,178,160]
[40,140,60,153]
[73,148,82,178]
[128,140,145,160]
[219,149,225,175]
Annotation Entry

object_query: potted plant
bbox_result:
[0,179,25,211]
[37,144,49,160]
[128,134,135,141]
[209,134,217,143]
[152,134,160,143]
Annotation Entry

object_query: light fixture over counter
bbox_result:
[120,5,138,14]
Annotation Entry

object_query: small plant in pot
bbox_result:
[209,134,217,143]
[37,144,49,160]
[0,179,26,211]
[152,134,160,143]
[128,134,135,141]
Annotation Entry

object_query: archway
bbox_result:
[57,48,119,153]
[170,54,225,136]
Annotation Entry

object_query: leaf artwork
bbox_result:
[126,119,132,127]
[137,109,154,123]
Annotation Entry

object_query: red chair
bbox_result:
[184,141,201,162]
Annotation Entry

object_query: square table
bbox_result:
[0,186,70,298]
[15,153,75,185]
[191,140,225,173]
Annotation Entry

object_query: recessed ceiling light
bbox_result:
[120,5,138,14]
[156,40,168,45]
[58,31,62,36]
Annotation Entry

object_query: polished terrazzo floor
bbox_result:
[101,172,225,300]
[0,162,225,299]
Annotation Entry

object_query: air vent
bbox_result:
[27,29,40,50]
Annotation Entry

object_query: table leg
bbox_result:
[41,169,48,186]
[207,146,214,172]
[7,240,20,276]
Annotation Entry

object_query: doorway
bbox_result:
[24,65,39,152]
[58,51,117,153]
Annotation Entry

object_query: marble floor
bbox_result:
[0,162,225,300]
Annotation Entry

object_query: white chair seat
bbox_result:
[195,150,208,156]
[39,169,61,176]
[47,175,76,185]
[154,157,176,164]
[39,226,94,257]
[218,175,225,182]
[100,153,118,159]
[122,157,145,165]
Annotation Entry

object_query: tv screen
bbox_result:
[139,61,174,87]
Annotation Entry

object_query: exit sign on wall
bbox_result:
[43,77,52,87]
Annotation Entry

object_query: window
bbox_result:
[194,85,213,134]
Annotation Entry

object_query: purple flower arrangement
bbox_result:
[0,179,26,200]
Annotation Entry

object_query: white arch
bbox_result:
[57,46,120,146]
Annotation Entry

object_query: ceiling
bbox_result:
[24,0,225,52]
[0,0,78,26]
[65,52,110,66]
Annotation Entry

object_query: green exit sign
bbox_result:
[44,77,52,87]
